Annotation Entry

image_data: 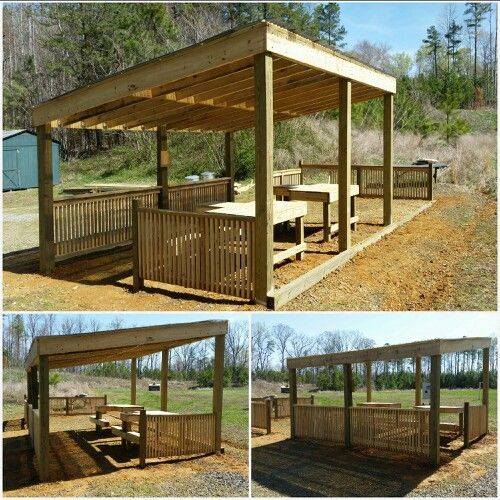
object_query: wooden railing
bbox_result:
[134,206,255,300]
[28,405,40,460]
[167,177,231,212]
[54,187,160,258]
[294,405,344,444]
[251,400,272,434]
[350,407,429,456]
[272,169,302,186]
[48,396,106,415]
[464,404,487,445]
[252,395,314,418]
[144,413,216,460]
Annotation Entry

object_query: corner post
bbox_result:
[365,361,372,402]
[160,349,169,411]
[383,94,394,225]
[139,409,147,468]
[482,347,489,433]
[427,162,434,200]
[37,124,55,274]
[254,52,274,305]
[429,354,441,466]
[289,368,297,438]
[130,358,137,405]
[463,401,470,447]
[213,335,225,454]
[338,78,352,251]
[132,199,144,292]
[38,355,49,481]
[157,124,170,209]
[415,356,422,406]
[224,132,235,202]
[31,367,39,409]
[343,363,353,448]
[265,398,272,434]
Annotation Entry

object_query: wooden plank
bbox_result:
[366,361,372,402]
[38,355,49,481]
[139,410,147,468]
[383,94,394,225]
[157,125,170,209]
[415,356,422,406]
[429,354,441,466]
[213,335,225,454]
[37,124,55,274]
[130,358,137,405]
[225,132,235,202]
[482,347,489,433]
[289,368,297,438]
[160,349,169,411]
[254,52,274,305]
[343,363,353,448]
[338,79,351,251]
[132,200,144,291]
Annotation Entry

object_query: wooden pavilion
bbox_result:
[287,337,491,466]
[24,320,227,481]
[32,21,398,307]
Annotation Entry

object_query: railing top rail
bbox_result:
[145,412,214,420]
[138,206,256,223]
[272,168,302,175]
[168,177,231,190]
[54,186,161,203]
[300,163,432,171]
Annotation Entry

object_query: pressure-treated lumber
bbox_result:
[415,356,422,406]
[130,358,137,405]
[482,347,489,433]
[463,401,470,447]
[383,93,394,225]
[338,78,352,251]
[254,52,274,305]
[225,132,235,202]
[157,125,170,208]
[289,368,297,438]
[429,354,441,466]
[160,349,169,411]
[37,124,55,274]
[38,355,49,481]
[139,409,147,468]
[366,361,372,402]
[343,363,353,448]
[213,335,225,454]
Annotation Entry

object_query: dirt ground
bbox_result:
[251,418,497,497]
[3,416,248,497]
[3,184,496,311]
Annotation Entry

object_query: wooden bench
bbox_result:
[111,425,140,444]
[89,416,110,428]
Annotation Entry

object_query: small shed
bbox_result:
[3,129,60,191]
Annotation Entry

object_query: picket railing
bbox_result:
[134,205,255,300]
[48,396,106,415]
[294,404,345,444]
[167,177,231,212]
[251,400,272,433]
[465,404,488,444]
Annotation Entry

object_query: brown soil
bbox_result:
[3,185,496,311]
[251,418,497,497]
[4,416,248,497]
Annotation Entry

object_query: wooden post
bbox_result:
[132,199,144,292]
[130,358,137,405]
[338,78,352,251]
[254,52,274,305]
[415,356,422,406]
[323,203,331,243]
[343,363,353,448]
[38,355,49,481]
[429,354,441,466]
[463,401,470,448]
[37,124,55,274]
[139,409,147,468]
[157,124,170,209]
[383,94,394,226]
[298,159,304,184]
[213,335,225,454]
[160,349,168,411]
[295,216,304,260]
[26,370,32,406]
[265,398,272,434]
[310,395,314,405]
[427,163,433,200]
[31,367,38,410]
[365,361,372,402]
[289,368,297,438]
[224,132,235,202]
[482,347,489,433]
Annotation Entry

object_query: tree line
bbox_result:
[3,314,248,387]
[251,323,497,391]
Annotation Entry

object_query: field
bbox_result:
[251,384,497,497]
[3,369,249,497]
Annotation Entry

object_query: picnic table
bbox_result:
[414,405,464,434]
[357,402,401,408]
[197,200,308,263]
[91,404,144,433]
[273,183,359,242]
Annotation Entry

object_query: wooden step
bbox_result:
[89,417,110,427]
[111,425,140,444]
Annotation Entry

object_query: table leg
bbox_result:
[121,420,130,449]
[295,216,304,260]
[323,202,331,242]
[459,413,463,436]
[95,411,101,434]
[351,195,357,231]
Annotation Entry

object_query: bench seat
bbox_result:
[89,416,110,427]
[111,425,140,444]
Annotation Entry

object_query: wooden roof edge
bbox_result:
[24,319,228,369]
[287,336,492,369]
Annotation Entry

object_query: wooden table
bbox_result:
[357,402,401,408]
[93,404,144,434]
[197,200,308,263]
[414,405,464,434]
[273,183,359,242]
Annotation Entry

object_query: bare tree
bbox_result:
[226,321,249,369]
[251,322,275,372]
[273,323,296,372]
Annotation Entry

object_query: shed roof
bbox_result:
[32,21,396,133]
[3,129,61,144]
[287,337,492,369]
[25,320,228,370]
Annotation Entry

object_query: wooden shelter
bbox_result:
[32,21,397,307]
[287,337,491,466]
[24,320,227,481]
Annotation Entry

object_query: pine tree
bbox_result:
[444,20,462,70]
[464,2,491,86]
[313,2,347,48]
[422,26,442,78]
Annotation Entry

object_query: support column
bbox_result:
[365,361,372,402]
[343,363,353,448]
[130,358,137,405]
[415,356,422,406]
[383,94,394,226]
[254,53,274,305]
[338,79,352,251]
[39,356,49,481]
[160,349,169,411]
[224,132,235,202]
[37,124,54,274]
[213,335,225,454]
[482,347,489,433]
[289,368,297,438]
[157,124,170,209]
[429,354,441,466]
[31,367,39,409]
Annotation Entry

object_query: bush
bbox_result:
[49,372,62,386]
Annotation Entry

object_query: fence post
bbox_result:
[65,397,69,416]
[299,159,304,184]
[273,396,278,418]
[463,402,470,448]
[427,163,433,200]
[266,398,272,434]
[310,395,314,406]
[132,199,144,292]
[104,394,107,406]
[139,409,147,468]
